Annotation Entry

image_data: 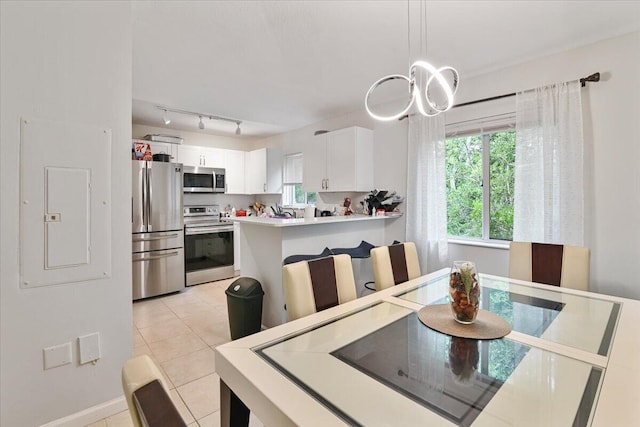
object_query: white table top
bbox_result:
[215,269,639,426]
[227,213,401,227]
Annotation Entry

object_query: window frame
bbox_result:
[445,118,515,246]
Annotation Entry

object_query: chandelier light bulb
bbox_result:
[163,109,171,125]
[198,116,205,130]
[235,122,241,135]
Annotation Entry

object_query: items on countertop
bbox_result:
[364,189,404,215]
[343,197,353,215]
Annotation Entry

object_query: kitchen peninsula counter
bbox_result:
[230,214,402,327]
[228,213,400,227]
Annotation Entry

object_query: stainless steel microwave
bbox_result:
[183,166,226,193]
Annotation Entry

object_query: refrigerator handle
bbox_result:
[145,163,151,228]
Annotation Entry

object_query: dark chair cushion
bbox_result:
[283,247,334,265]
[330,240,376,259]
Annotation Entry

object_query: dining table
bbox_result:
[214,268,639,426]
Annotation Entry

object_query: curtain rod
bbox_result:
[399,72,600,120]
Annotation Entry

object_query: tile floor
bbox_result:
[85,278,263,427]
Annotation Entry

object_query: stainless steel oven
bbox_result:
[184,205,235,285]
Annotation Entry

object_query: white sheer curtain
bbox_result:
[513,81,584,245]
[406,114,448,272]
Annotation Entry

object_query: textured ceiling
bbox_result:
[132,1,640,138]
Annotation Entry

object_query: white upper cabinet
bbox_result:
[176,144,282,195]
[177,145,225,168]
[245,147,282,194]
[224,149,245,194]
[303,126,373,192]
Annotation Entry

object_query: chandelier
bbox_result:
[365,1,459,121]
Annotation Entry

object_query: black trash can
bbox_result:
[225,277,264,340]
[225,277,264,427]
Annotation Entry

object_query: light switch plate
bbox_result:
[78,332,101,364]
[43,342,72,370]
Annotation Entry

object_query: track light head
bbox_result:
[235,121,241,135]
[163,109,171,125]
[198,116,205,130]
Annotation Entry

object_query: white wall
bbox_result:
[257,32,640,300]
[449,31,640,299]
[1,2,132,426]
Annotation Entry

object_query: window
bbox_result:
[445,127,515,241]
[282,153,317,206]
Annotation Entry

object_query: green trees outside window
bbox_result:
[445,130,515,241]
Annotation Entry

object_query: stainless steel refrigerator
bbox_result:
[132,160,185,300]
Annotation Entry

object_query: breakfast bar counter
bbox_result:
[229,214,401,327]
[229,213,400,227]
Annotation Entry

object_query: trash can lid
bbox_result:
[225,277,264,298]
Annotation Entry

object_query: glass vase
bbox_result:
[449,261,480,324]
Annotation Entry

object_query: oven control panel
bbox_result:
[184,205,220,217]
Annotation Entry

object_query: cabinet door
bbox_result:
[265,147,282,194]
[245,149,266,194]
[326,128,357,191]
[225,150,245,194]
[177,145,204,167]
[202,147,226,168]
[303,135,327,192]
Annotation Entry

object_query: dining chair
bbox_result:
[283,254,357,321]
[370,241,421,291]
[122,355,186,427]
[508,241,590,291]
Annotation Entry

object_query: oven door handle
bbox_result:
[186,226,234,235]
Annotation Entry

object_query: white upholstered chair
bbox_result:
[370,242,421,291]
[508,241,590,291]
[282,254,357,321]
[122,355,186,427]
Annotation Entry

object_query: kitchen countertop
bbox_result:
[226,213,402,228]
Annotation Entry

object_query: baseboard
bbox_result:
[39,396,128,427]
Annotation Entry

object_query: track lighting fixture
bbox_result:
[157,106,243,136]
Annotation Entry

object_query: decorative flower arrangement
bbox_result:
[449,261,480,324]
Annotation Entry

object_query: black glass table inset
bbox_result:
[332,312,530,427]
[332,312,602,427]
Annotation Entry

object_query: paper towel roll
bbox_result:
[304,206,315,219]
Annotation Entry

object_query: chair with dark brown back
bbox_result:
[122,355,186,427]
[370,241,421,291]
[282,254,357,321]
[508,241,590,291]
